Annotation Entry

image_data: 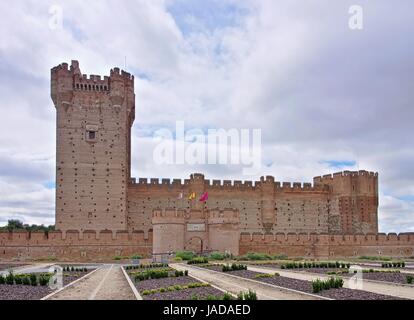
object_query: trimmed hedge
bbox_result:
[381,262,405,268]
[132,268,188,282]
[312,277,344,293]
[125,263,168,270]
[281,261,350,269]
[0,272,52,286]
[175,251,195,261]
[62,266,88,272]
[187,257,209,265]
[237,290,258,300]
[222,263,247,272]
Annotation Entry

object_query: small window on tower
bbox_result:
[85,124,99,142]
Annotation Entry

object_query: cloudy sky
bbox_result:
[0,0,413,232]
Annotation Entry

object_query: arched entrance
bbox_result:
[185,237,203,254]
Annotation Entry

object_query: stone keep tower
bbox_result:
[51,61,135,233]
[314,171,378,234]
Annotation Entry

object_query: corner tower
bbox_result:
[314,171,378,234]
[51,61,135,233]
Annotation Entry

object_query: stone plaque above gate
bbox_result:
[187,223,206,232]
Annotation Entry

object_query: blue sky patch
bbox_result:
[43,181,55,189]
[321,160,356,169]
[166,0,249,36]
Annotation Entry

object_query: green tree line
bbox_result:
[0,219,55,232]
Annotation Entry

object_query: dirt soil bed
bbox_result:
[198,265,403,300]
[62,270,92,286]
[0,284,53,300]
[130,274,225,300]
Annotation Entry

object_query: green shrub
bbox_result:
[406,275,413,284]
[5,273,15,285]
[312,279,322,293]
[113,256,122,261]
[175,251,195,261]
[243,290,258,300]
[174,270,184,277]
[39,273,52,286]
[312,277,343,293]
[130,254,143,260]
[358,255,391,261]
[14,274,23,285]
[30,274,37,286]
[142,290,150,296]
[254,273,273,279]
[0,275,5,285]
[272,254,288,260]
[184,270,188,276]
[246,252,271,261]
[222,263,247,272]
[209,252,226,260]
[188,257,209,265]
[21,275,31,285]
[222,292,234,300]
[173,257,183,262]
[133,268,170,282]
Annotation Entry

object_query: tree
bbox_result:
[0,219,55,232]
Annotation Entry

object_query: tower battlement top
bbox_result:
[51,60,134,97]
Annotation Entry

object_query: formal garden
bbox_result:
[124,263,256,300]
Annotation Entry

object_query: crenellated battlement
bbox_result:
[151,208,186,225]
[110,67,135,82]
[130,174,331,193]
[314,170,378,183]
[51,60,134,98]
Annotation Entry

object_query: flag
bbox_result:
[188,192,196,200]
[199,192,208,202]
[177,192,183,200]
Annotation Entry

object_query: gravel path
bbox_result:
[0,264,27,271]
[248,265,414,300]
[47,265,136,300]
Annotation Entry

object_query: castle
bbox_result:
[0,61,413,261]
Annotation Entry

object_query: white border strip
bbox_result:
[41,267,101,300]
[121,266,143,300]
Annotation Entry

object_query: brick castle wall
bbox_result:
[1,231,413,262]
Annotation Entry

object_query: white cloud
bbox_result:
[0,0,413,233]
